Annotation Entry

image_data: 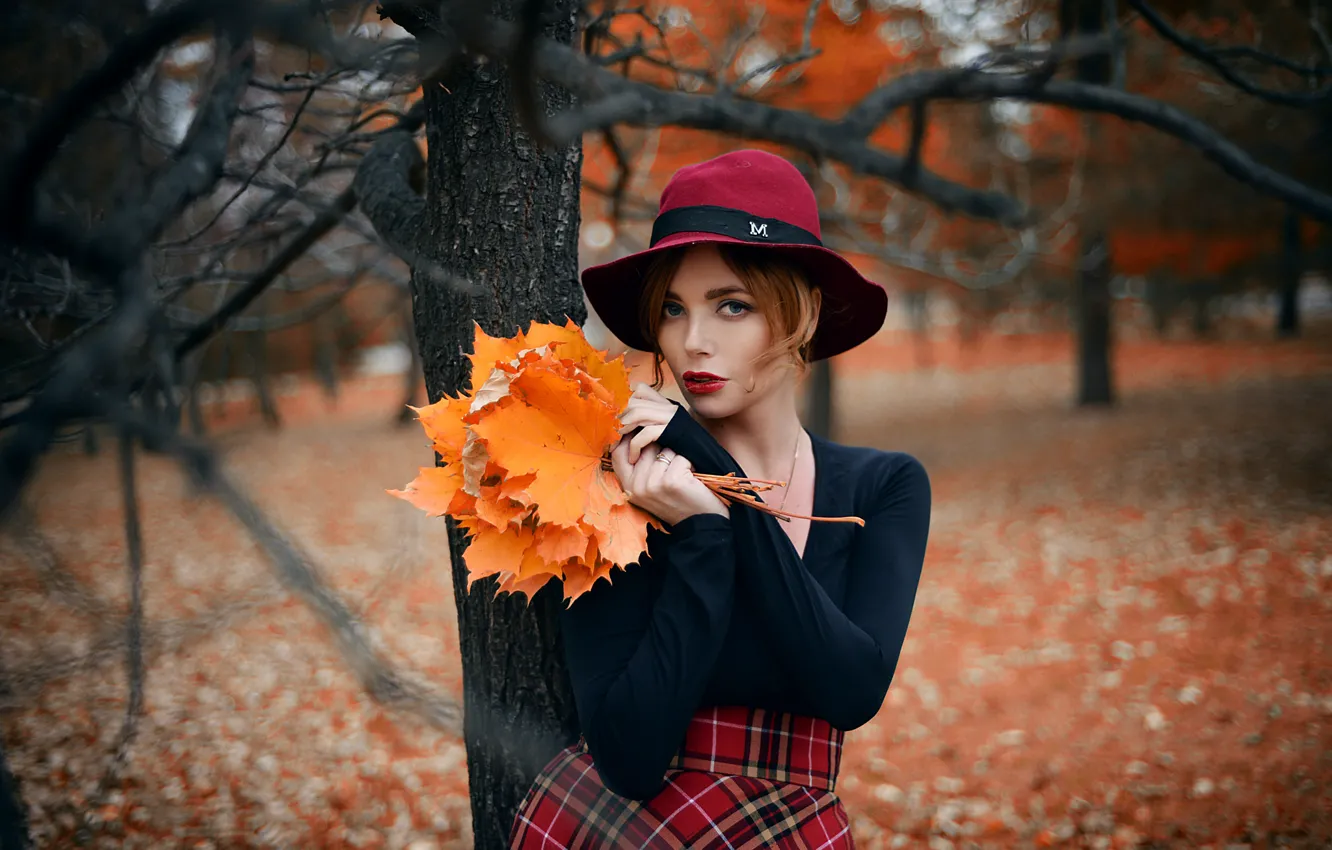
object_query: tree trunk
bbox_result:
[1191,288,1213,338]
[0,740,29,850]
[1277,208,1301,338]
[1076,234,1115,406]
[803,359,834,439]
[1065,0,1116,407]
[409,5,585,847]
[1144,275,1174,337]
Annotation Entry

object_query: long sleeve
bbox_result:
[658,404,931,731]
[560,513,736,801]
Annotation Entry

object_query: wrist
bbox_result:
[667,510,731,534]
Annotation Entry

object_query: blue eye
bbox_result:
[663,302,684,318]
[720,300,752,316]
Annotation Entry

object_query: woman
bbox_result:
[510,149,931,849]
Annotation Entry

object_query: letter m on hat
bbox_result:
[749,221,769,238]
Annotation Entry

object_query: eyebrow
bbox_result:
[664,285,749,300]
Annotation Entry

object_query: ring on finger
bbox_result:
[654,453,673,465]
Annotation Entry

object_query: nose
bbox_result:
[683,312,714,358]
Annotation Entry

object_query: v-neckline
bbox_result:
[781,428,821,564]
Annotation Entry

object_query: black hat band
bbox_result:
[650,205,822,248]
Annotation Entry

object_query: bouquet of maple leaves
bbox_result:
[392,320,848,604]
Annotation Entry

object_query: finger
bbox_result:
[620,408,670,435]
[628,427,659,464]
[629,444,660,494]
[643,448,675,490]
[628,425,667,463]
[610,437,634,485]
[618,412,649,434]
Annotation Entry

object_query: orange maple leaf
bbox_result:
[396,320,660,606]
[388,465,466,518]
[459,520,533,589]
[475,472,537,528]
[471,362,625,529]
[410,393,473,461]
[522,318,632,411]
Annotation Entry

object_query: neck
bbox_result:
[691,376,805,480]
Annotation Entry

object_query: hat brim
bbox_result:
[581,231,888,362]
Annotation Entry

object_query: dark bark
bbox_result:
[1144,275,1175,337]
[0,740,30,849]
[803,359,834,439]
[1277,208,1302,338]
[1076,234,1115,406]
[907,290,933,369]
[1066,0,1116,407]
[1191,289,1213,338]
[248,328,281,428]
[406,3,586,846]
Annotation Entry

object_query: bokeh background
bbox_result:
[2,1,1331,848]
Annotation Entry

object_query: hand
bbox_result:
[618,382,680,464]
[610,438,728,527]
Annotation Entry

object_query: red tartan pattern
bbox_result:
[510,706,852,849]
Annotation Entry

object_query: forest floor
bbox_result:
[3,328,1332,849]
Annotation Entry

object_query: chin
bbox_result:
[684,387,743,419]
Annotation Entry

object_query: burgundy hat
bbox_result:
[582,149,888,362]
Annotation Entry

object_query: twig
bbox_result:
[121,412,463,732]
[454,12,1027,225]
[598,458,864,525]
[75,426,149,844]
[1126,0,1332,106]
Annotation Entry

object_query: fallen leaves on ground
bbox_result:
[1,333,1330,848]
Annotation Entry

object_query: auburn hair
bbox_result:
[636,243,822,390]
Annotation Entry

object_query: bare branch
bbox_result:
[4,508,111,617]
[1313,0,1332,62]
[902,99,927,188]
[77,427,149,842]
[512,0,558,147]
[352,128,429,261]
[0,0,239,245]
[0,282,154,520]
[174,101,426,359]
[1015,80,1332,222]
[843,63,1332,222]
[1126,0,1332,106]
[456,12,1027,225]
[129,415,461,732]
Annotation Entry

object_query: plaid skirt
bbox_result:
[510,706,851,849]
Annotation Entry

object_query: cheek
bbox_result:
[735,316,773,362]
[655,322,684,360]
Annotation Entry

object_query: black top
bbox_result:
[561,403,932,801]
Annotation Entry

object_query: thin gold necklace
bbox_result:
[778,432,801,513]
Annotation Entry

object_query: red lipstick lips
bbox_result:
[682,371,727,395]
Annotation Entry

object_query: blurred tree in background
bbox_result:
[1,0,1331,846]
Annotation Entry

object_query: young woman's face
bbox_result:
[656,244,790,417]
